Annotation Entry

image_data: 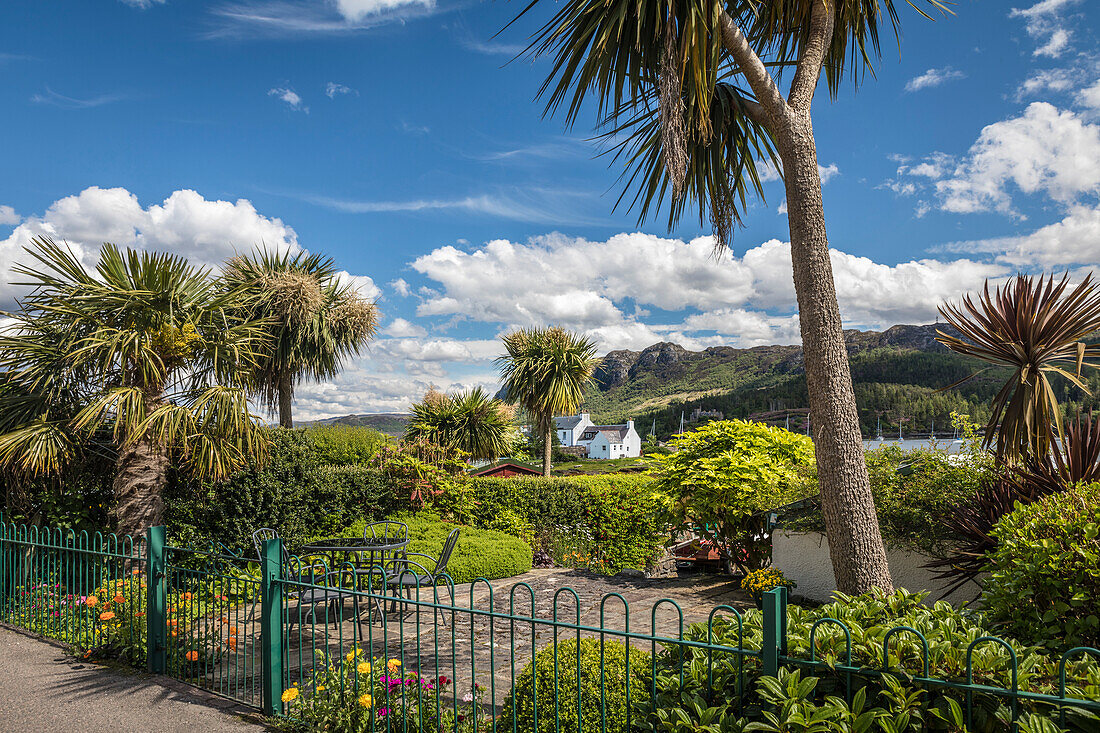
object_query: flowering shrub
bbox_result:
[740,567,796,601]
[283,649,487,732]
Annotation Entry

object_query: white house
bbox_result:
[578,420,642,459]
[553,411,594,447]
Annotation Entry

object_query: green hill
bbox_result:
[301,413,411,437]
[575,324,1100,439]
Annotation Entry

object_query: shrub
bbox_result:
[647,419,816,571]
[456,475,668,573]
[983,482,1100,651]
[302,425,390,466]
[335,513,533,584]
[741,567,795,602]
[639,589,1100,733]
[500,638,650,733]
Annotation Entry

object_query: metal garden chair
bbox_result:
[383,527,461,626]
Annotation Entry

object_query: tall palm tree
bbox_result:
[221,248,379,428]
[0,237,267,537]
[405,387,516,461]
[497,327,598,475]
[504,0,950,592]
[937,274,1100,463]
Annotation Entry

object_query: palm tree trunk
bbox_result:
[278,372,294,428]
[112,435,169,539]
[542,421,552,477]
[777,110,894,595]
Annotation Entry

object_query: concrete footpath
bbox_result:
[0,627,267,732]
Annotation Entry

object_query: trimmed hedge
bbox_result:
[333,512,533,584]
[501,638,650,733]
[460,475,668,572]
[983,482,1100,651]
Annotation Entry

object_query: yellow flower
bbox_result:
[357,661,372,675]
[281,687,299,703]
[358,693,372,708]
[316,685,325,692]
[387,658,401,670]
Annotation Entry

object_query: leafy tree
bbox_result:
[647,419,816,572]
[497,327,599,475]
[0,237,267,537]
[508,0,952,592]
[221,248,378,428]
[404,387,516,461]
[938,273,1100,463]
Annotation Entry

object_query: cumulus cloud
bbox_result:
[0,206,18,226]
[0,186,301,306]
[943,204,1100,268]
[905,67,965,93]
[384,317,428,338]
[934,102,1100,216]
[268,87,307,112]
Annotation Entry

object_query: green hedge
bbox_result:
[500,638,650,733]
[983,482,1100,651]
[331,512,532,584]
[459,475,668,572]
[165,427,403,554]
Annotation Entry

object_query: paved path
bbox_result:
[0,627,267,732]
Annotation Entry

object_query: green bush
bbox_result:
[639,589,1100,733]
[336,512,533,584]
[456,475,667,573]
[647,419,816,571]
[165,428,408,554]
[983,482,1100,651]
[500,638,650,733]
[303,425,390,465]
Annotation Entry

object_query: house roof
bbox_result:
[581,425,631,442]
[553,414,587,430]
[468,461,543,477]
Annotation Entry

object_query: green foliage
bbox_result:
[741,568,796,602]
[303,425,390,465]
[648,420,815,571]
[500,638,650,733]
[405,388,515,461]
[983,482,1100,651]
[165,428,408,554]
[334,512,533,584]
[456,474,668,572]
[641,589,1100,733]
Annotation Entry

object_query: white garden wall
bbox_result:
[772,530,982,606]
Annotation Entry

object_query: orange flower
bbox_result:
[228,638,238,651]
[112,594,125,604]
[228,626,238,636]
[185,650,199,662]
[167,619,178,627]
[182,592,193,600]
[132,568,141,575]
[135,612,146,617]
[99,611,115,621]
[85,596,98,607]
[171,630,178,637]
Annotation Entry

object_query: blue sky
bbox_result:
[2,0,1100,418]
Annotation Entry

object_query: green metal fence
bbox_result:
[2,520,1099,732]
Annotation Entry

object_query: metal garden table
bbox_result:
[300,537,410,622]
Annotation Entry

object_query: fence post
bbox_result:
[146,526,167,674]
[261,538,285,717]
[761,586,788,676]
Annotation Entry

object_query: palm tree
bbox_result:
[405,387,516,461]
[497,327,598,475]
[222,248,379,428]
[0,237,267,537]
[937,274,1100,463]
[504,0,951,592]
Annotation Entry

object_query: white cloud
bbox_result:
[31,88,125,109]
[207,0,437,38]
[905,67,965,93]
[0,206,18,226]
[0,187,300,306]
[268,87,307,112]
[335,0,431,21]
[325,82,356,98]
[384,317,427,338]
[390,278,411,297]
[1010,0,1078,58]
[119,0,166,7]
[336,271,382,300]
[935,102,1100,215]
[1079,81,1100,110]
[818,163,840,184]
[1018,68,1076,98]
[943,204,1100,268]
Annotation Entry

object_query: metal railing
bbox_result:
[2,521,1099,732]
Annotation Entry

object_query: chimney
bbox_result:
[581,411,590,421]
[627,419,634,431]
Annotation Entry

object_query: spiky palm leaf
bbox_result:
[221,247,379,425]
[0,236,268,481]
[405,388,515,461]
[511,0,948,247]
[937,274,1100,462]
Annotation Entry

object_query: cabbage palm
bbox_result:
[221,248,379,428]
[0,237,267,537]
[497,327,598,475]
[937,274,1100,462]
[405,387,516,461]
[506,0,951,592]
